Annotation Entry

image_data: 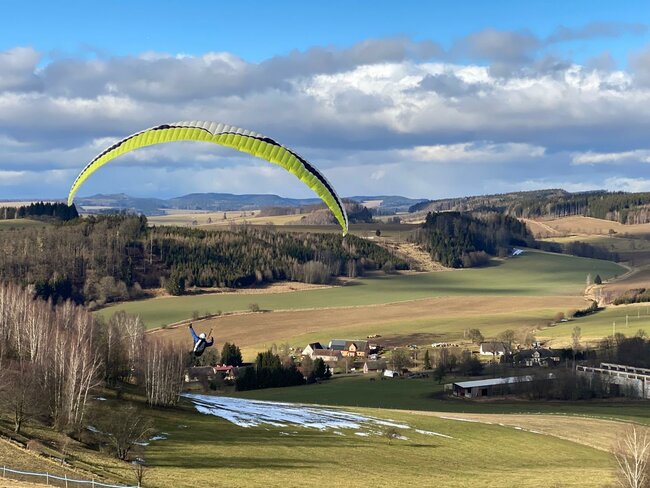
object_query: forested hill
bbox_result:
[413,212,534,268]
[0,215,407,307]
[413,211,618,268]
[411,190,650,225]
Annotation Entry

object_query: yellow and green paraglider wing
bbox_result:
[68,121,348,235]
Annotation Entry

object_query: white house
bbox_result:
[479,342,509,356]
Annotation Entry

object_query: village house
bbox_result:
[329,339,370,358]
[301,342,324,358]
[184,364,236,383]
[479,342,509,357]
[517,347,560,367]
[214,364,236,381]
[363,359,387,374]
[311,349,342,363]
[185,366,215,383]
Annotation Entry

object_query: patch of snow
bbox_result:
[95,397,107,401]
[415,429,454,439]
[355,432,370,437]
[183,394,417,437]
[86,425,101,434]
[149,435,167,441]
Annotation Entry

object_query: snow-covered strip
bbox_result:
[415,429,454,439]
[183,394,411,433]
[438,416,487,424]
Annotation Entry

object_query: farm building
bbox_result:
[363,360,387,374]
[302,342,324,358]
[451,376,538,398]
[329,339,369,358]
[185,365,236,383]
[479,342,510,356]
[311,349,342,363]
[577,363,650,399]
[517,347,560,367]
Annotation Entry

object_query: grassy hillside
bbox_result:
[538,302,650,344]
[149,295,586,360]
[99,250,625,328]
[233,375,650,424]
[141,398,616,488]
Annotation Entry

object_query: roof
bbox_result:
[312,349,341,357]
[480,342,509,353]
[518,348,556,358]
[364,360,387,370]
[214,365,234,372]
[453,376,535,389]
[305,342,323,350]
[329,339,369,351]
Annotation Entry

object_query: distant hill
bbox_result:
[409,189,570,214]
[76,193,427,216]
[410,189,650,225]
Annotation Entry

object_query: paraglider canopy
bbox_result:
[67,121,349,235]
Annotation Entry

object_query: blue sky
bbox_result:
[2,1,650,199]
[3,1,649,63]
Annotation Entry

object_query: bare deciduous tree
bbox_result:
[142,339,186,407]
[612,426,650,488]
[0,361,44,433]
[93,404,153,461]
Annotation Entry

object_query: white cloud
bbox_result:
[405,142,546,163]
[572,150,650,164]
[1,33,650,199]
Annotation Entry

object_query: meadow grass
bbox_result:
[99,250,625,328]
[232,375,650,424]
[141,396,616,488]
[538,302,650,344]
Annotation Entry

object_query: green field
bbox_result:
[142,398,616,488]
[232,375,650,424]
[99,250,625,328]
[539,302,650,344]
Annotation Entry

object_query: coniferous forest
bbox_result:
[0,214,407,306]
[413,212,535,268]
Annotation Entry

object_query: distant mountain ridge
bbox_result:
[76,193,427,216]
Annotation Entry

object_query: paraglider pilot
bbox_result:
[189,323,214,357]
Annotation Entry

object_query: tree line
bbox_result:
[0,284,186,436]
[413,211,619,268]
[0,214,407,305]
[1,202,79,221]
[412,211,534,268]
[410,189,650,225]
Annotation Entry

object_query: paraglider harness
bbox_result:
[189,324,214,357]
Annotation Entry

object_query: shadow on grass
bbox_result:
[151,455,327,470]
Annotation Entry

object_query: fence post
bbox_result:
[46,471,49,485]
[92,478,95,488]
[2,465,4,478]
[65,473,69,488]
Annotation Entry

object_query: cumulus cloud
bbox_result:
[546,22,647,44]
[1,27,650,199]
